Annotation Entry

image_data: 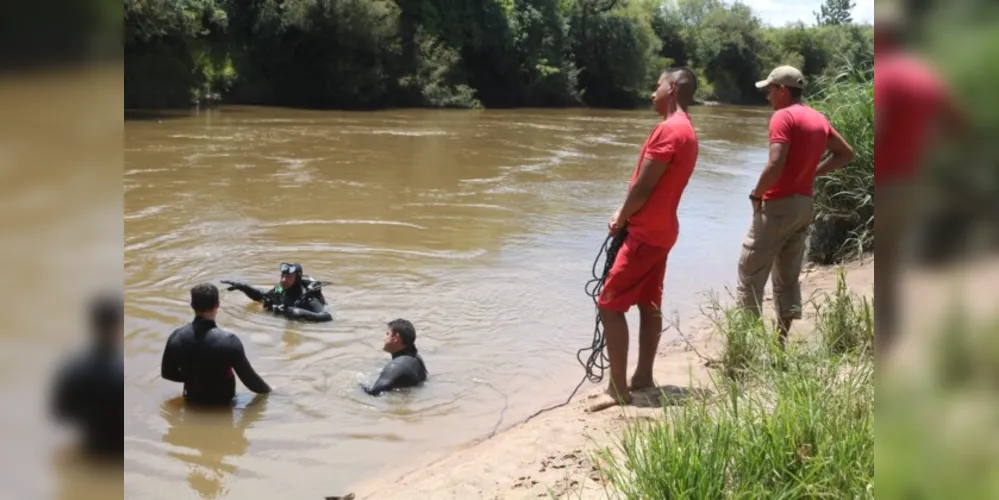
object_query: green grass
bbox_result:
[591,269,874,498]
[807,61,875,265]
[878,303,999,499]
[814,268,874,357]
[701,293,779,382]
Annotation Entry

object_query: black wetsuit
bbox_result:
[161,316,271,405]
[362,347,428,396]
[50,343,123,457]
[228,278,332,323]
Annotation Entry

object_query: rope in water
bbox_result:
[521,227,629,424]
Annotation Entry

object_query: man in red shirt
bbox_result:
[738,65,855,347]
[589,68,700,412]
[875,5,964,190]
[874,6,965,353]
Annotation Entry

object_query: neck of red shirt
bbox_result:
[776,100,803,111]
[664,102,688,119]
[874,45,897,58]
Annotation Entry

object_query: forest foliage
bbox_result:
[124,0,873,109]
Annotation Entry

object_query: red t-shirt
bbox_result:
[626,111,699,250]
[874,51,948,186]
[764,104,832,201]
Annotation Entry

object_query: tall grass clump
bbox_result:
[702,294,776,382]
[814,268,874,357]
[592,288,875,499]
[879,308,999,498]
[807,59,875,265]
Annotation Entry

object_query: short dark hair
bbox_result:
[91,291,122,335]
[664,66,698,106]
[788,86,804,100]
[666,66,697,85]
[190,283,220,313]
[388,318,416,347]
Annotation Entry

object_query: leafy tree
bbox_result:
[814,0,855,26]
[123,0,876,110]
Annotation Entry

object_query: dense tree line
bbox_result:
[124,0,873,110]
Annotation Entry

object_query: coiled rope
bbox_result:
[521,227,629,424]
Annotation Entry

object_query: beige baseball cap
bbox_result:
[755,65,806,89]
[875,2,907,32]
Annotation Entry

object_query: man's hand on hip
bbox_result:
[750,193,763,214]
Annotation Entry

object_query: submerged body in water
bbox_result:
[223,263,333,323]
[50,292,124,458]
[162,316,273,405]
[161,283,272,405]
[362,319,428,396]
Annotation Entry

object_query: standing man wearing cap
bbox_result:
[221,263,333,323]
[874,5,965,354]
[738,65,855,347]
[362,319,428,396]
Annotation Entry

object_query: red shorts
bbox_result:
[597,235,671,312]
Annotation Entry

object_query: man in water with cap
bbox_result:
[362,319,428,396]
[737,65,855,347]
[221,263,333,323]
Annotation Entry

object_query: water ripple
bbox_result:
[259,219,426,230]
[124,106,765,499]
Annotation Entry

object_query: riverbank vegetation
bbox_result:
[806,64,873,264]
[124,0,873,110]
[592,269,874,498]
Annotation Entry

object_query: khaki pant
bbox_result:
[737,195,815,320]
[874,181,915,345]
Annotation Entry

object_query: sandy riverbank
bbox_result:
[346,257,874,499]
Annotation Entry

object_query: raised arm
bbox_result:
[221,280,270,303]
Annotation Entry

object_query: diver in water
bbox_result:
[221,263,333,323]
[362,319,428,396]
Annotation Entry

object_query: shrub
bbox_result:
[807,61,874,264]
[592,285,875,498]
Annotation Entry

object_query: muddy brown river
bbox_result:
[123,105,771,498]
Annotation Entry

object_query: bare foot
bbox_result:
[586,387,632,413]
[629,376,657,393]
